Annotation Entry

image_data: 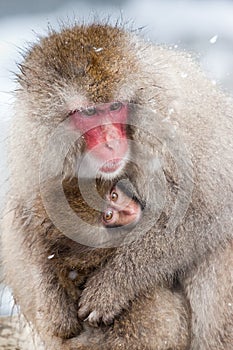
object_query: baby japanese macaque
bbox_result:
[102,185,142,228]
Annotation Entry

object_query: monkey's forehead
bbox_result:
[19,24,141,103]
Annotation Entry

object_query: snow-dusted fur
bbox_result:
[1,23,233,349]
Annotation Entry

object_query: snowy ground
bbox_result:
[0,0,233,315]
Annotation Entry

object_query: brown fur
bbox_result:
[1,22,233,350]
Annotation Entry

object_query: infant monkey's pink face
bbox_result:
[102,186,142,228]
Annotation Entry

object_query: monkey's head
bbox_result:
[18,23,147,182]
[102,184,142,228]
[15,22,194,247]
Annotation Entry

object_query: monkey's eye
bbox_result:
[81,107,97,117]
[103,209,113,222]
[110,191,118,202]
[110,102,123,111]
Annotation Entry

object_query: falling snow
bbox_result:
[181,72,188,78]
[209,35,218,44]
[47,254,55,260]
[93,47,103,53]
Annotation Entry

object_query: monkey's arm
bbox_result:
[79,225,233,350]
[1,205,81,340]
[78,223,194,326]
[182,242,233,349]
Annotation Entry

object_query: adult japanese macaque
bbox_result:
[1,22,233,350]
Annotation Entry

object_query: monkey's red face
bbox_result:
[70,102,129,177]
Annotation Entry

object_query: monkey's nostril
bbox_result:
[106,142,114,150]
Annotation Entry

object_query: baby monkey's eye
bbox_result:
[110,102,123,111]
[81,107,97,117]
[110,191,118,202]
[103,209,114,222]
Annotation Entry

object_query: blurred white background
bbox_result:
[0,0,233,315]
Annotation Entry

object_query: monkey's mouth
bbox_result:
[100,159,123,173]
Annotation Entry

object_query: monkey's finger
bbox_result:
[79,307,100,327]
[85,311,99,327]
[78,304,90,320]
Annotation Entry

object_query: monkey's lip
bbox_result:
[100,159,122,173]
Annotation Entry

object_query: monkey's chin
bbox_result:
[77,153,127,180]
[98,159,126,180]
[100,159,123,173]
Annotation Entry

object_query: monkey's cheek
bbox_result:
[129,210,142,227]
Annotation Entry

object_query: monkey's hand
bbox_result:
[78,267,131,326]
